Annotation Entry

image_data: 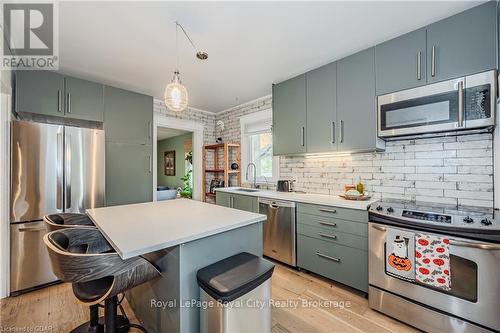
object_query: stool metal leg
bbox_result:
[104,296,130,333]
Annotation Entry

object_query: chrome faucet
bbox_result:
[246,162,257,188]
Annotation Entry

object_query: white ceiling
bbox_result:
[59,1,483,112]
[157,127,190,141]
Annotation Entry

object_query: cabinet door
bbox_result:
[15,71,64,117]
[231,193,257,212]
[215,191,231,208]
[306,63,337,153]
[64,77,104,122]
[375,29,427,95]
[104,86,153,145]
[272,74,306,155]
[427,1,497,83]
[337,48,377,151]
[106,142,153,206]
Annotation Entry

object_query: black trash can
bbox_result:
[197,252,275,333]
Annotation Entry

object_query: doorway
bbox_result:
[153,114,204,201]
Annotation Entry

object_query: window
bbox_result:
[240,109,278,184]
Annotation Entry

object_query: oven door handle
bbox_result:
[449,239,500,250]
[371,224,387,232]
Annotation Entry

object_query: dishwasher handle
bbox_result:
[258,197,296,208]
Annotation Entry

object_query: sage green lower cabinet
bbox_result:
[297,203,368,292]
[297,234,368,292]
[215,192,258,213]
[106,142,153,206]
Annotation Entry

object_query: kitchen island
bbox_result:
[86,199,266,333]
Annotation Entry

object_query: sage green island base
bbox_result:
[126,223,263,333]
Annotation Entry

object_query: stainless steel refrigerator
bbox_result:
[10,120,105,294]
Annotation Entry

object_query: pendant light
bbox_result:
[164,22,208,112]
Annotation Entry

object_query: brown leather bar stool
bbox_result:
[44,213,103,332]
[44,213,95,232]
[44,227,161,333]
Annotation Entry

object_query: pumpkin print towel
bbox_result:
[415,233,451,291]
[385,228,415,281]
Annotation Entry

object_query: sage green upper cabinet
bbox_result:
[15,71,65,117]
[306,63,337,153]
[104,86,153,145]
[375,29,427,95]
[427,1,497,83]
[105,142,153,206]
[64,77,104,122]
[337,48,378,151]
[272,74,306,155]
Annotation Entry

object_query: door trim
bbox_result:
[153,112,204,201]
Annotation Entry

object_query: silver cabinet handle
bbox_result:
[319,233,337,240]
[66,92,71,113]
[148,121,152,139]
[65,133,71,209]
[431,46,436,77]
[331,121,335,144]
[300,126,305,147]
[449,239,500,250]
[319,208,337,214]
[19,227,46,232]
[57,90,62,112]
[148,155,152,173]
[230,196,234,208]
[319,221,337,227]
[371,224,387,232]
[56,131,63,210]
[416,51,422,80]
[316,252,341,263]
[457,80,464,128]
[339,120,344,143]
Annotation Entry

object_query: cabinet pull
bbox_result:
[339,120,344,143]
[416,51,421,80]
[431,46,436,77]
[230,196,234,208]
[148,121,152,139]
[319,233,337,240]
[67,92,71,113]
[457,80,464,128]
[57,90,62,112]
[316,252,341,263]
[319,221,337,227]
[148,155,152,173]
[331,122,335,144]
[300,126,305,147]
[319,208,337,214]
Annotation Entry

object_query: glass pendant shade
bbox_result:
[164,71,188,112]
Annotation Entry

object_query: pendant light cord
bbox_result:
[176,21,202,54]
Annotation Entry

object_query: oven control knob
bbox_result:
[480,218,492,226]
[387,207,394,213]
[463,216,474,224]
[376,205,383,211]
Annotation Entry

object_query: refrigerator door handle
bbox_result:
[65,133,72,209]
[56,130,64,210]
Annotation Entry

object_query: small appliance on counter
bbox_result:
[276,180,294,192]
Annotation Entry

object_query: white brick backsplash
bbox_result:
[177,95,498,208]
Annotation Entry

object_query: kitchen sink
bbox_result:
[235,188,260,193]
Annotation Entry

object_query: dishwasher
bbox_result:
[259,198,296,266]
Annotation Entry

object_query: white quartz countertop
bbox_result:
[216,187,378,210]
[86,199,266,259]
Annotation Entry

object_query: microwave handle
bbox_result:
[457,80,464,128]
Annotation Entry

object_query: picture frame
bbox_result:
[164,150,176,176]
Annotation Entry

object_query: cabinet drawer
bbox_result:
[297,223,367,251]
[297,234,368,292]
[298,213,367,237]
[297,203,368,223]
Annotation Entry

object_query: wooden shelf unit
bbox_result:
[202,142,241,202]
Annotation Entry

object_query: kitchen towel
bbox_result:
[385,228,415,281]
[415,233,451,291]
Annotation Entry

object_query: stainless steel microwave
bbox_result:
[378,70,497,138]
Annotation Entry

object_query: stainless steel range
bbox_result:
[368,199,500,333]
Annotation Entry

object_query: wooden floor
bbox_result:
[0,263,418,333]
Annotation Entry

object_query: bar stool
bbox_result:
[44,213,104,332]
[44,227,161,333]
[44,213,95,231]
